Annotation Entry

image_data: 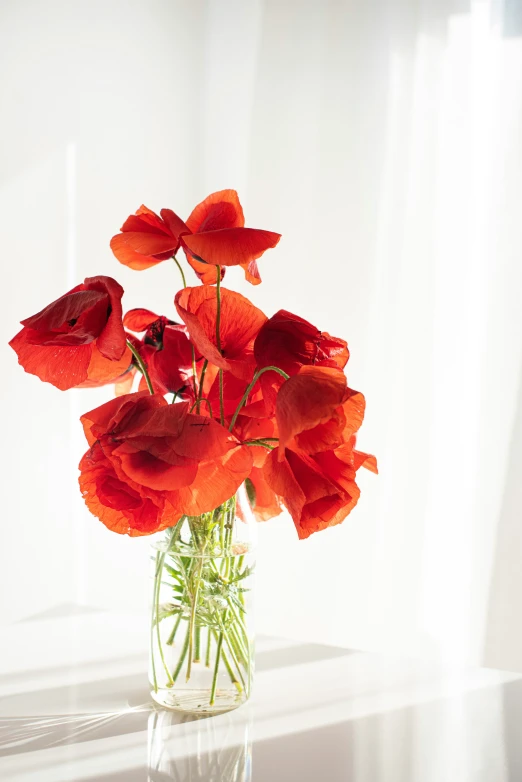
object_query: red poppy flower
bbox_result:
[123,308,196,398]
[263,441,374,539]
[254,309,349,375]
[259,364,377,538]
[79,392,253,534]
[111,191,281,285]
[110,206,187,271]
[9,276,131,390]
[262,448,353,539]
[79,442,179,537]
[175,286,267,381]
[253,310,349,416]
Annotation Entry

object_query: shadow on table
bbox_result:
[0,641,353,756]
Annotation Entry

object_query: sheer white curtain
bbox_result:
[2,0,522,672]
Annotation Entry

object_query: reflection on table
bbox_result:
[0,609,521,781]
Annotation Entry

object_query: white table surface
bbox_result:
[1,606,521,781]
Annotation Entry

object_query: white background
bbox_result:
[2,0,522,672]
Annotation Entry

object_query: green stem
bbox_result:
[189,397,213,417]
[212,630,242,692]
[197,360,208,412]
[150,553,160,693]
[153,551,174,688]
[215,265,222,352]
[215,266,225,425]
[194,624,201,663]
[126,339,154,395]
[190,348,198,400]
[218,370,225,425]
[173,255,198,400]
[186,546,207,682]
[153,524,183,688]
[229,366,290,431]
[173,255,187,289]
[172,621,191,683]
[166,610,183,646]
[219,617,247,690]
[205,628,212,667]
[209,632,224,705]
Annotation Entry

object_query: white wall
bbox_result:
[2,0,522,672]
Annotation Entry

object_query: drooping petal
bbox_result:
[21,289,107,335]
[276,366,347,455]
[184,255,227,286]
[263,449,306,525]
[240,259,262,285]
[9,329,92,390]
[180,227,280,268]
[354,448,378,474]
[83,276,127,361]
[264,448,354,539]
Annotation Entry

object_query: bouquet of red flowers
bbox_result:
[10,189,376,713]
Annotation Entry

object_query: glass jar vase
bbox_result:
[149,485,256,714]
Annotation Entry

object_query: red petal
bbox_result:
[294,389,365,454]
[185,190,245,233]
[254,309,349,376]
[263,449,306,524]
[110,234,165,270]
[184,254,227,285]
[276,366,347,455]
[80,390,165,446]
[180,227,280,267]
[160,208,190,238]
[21,288,106,333]
[113,231,178,256]
[123,308,160,332]
[79,444,179,537]
[241,259,262,285]
[84,344,133,385]
[149,325,194,395]
[175,286,266,377]
[122,206,169,234]
[354,449,378,474]
[167,444,253,517]
[84,276,127,361]
[9,329,92,390]
[113,445,198,491]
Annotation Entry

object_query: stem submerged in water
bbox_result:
[150,495,253,709]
